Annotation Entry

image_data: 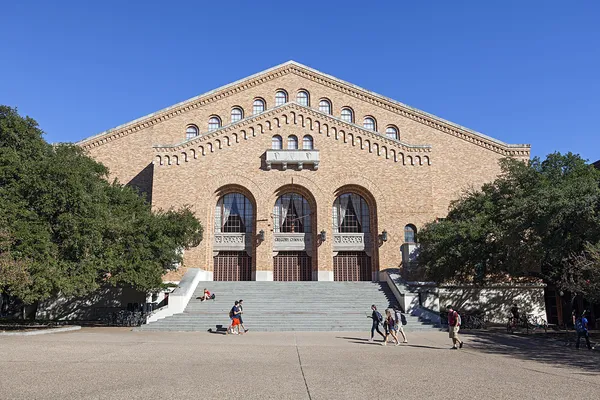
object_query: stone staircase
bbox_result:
[137,282,438,332]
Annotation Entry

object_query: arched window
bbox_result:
[404,224,417,243]
[319,99,331,114]
[272,135,283,150]
[273,193,311,233]
[296,90,309,106]
[303,135,313,150]
[341,108,354,123]
[275,90,288,106]
[288,135,298,150]
[363,117,376,131]
[386,126,398,140]
[215,193,253,233]
[186,125,198,140]
[253,98,265,115]
[208,116,221,132]
[333,193,370,233]
[231,107,243,123]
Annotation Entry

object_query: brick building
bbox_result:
[77,61,530,283]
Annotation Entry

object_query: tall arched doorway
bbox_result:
[332,192,373,281]
[213,192,254,281]
[272,192,313,281]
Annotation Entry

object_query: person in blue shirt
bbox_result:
[575,310,592,350]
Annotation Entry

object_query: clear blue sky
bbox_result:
[2,0,599,161]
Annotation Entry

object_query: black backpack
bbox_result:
[375,310,383,323]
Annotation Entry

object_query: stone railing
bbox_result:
[213,232,252,252]
[332,233,372,252]
[265,149,320,170]
[273,232,312,251]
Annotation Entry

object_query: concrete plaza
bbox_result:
[1,328,598,399]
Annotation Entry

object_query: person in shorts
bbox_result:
[382,309,400,346]
[237,299,248,333]
[228,301,241,334]
[447,305,463,349]
[393,306,408,343]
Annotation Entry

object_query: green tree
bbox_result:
[0,106,203,310]
[418,153,600,301]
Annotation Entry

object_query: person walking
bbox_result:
[447,305,463,349]
[393,306,408,343]
[238,299,249,333]
[228,301,241,335]
[575,310,592,350]
[367,305,385,342]
[382,309,400,346]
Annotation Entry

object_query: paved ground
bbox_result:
[1,328,599,400]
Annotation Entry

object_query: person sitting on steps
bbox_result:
[199,288,215,302]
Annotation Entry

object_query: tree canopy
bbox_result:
[0,106,203,305]
[417,153,600,302]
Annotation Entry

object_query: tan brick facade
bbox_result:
[78,62,530,282]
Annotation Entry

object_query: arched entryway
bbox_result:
[213,190,255,281]
[272,191,315,281]
[332,189,377,281]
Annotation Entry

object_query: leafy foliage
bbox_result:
[0,106,203,305]
[418,153,600,301]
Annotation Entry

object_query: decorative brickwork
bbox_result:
[77,62,530,281]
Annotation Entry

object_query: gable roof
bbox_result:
[77,61,530,157]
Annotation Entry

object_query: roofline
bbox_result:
[77,60,530,150]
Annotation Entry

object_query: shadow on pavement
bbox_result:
[336,336,445,350]
[462,331,600,373]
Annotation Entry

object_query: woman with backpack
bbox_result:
[382,308,400,346]
[393,306,408,344]
[368,305,385,342]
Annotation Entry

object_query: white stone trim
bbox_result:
[254,270,273,281]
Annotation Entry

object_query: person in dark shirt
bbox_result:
[228,301,241,335]
[238,299,249,333]
[510,304,520,328]
[367,305,385,342]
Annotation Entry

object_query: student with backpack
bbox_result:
[367,305,386,342]
[393,306,408,344]
[575,310,592,350]
[447,305,464,349]
[228,301,242,335]
[382,309,400,346]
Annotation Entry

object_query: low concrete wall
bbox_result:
[36,286,146,320]
[439,284,547,323]
[147,268,203,323]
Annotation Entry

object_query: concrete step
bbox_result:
[140,281,438,332]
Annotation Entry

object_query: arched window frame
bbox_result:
[288,135,299,150]
[302,135,313,150]
[341,107,354,123]
[273,193,311,233]
[185,125,199,140]
[272,135,283,150]
[363,116,376,132]
[318,98,332,114]
[385,125,399,140]
[404,224,417,243]
[296,90,310,106]
[231,107,243,123]
[275,90,288,106]
[253,98,265,115]
[215,193,254,233]
[332,193,370,233]
[208,116,221,132]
